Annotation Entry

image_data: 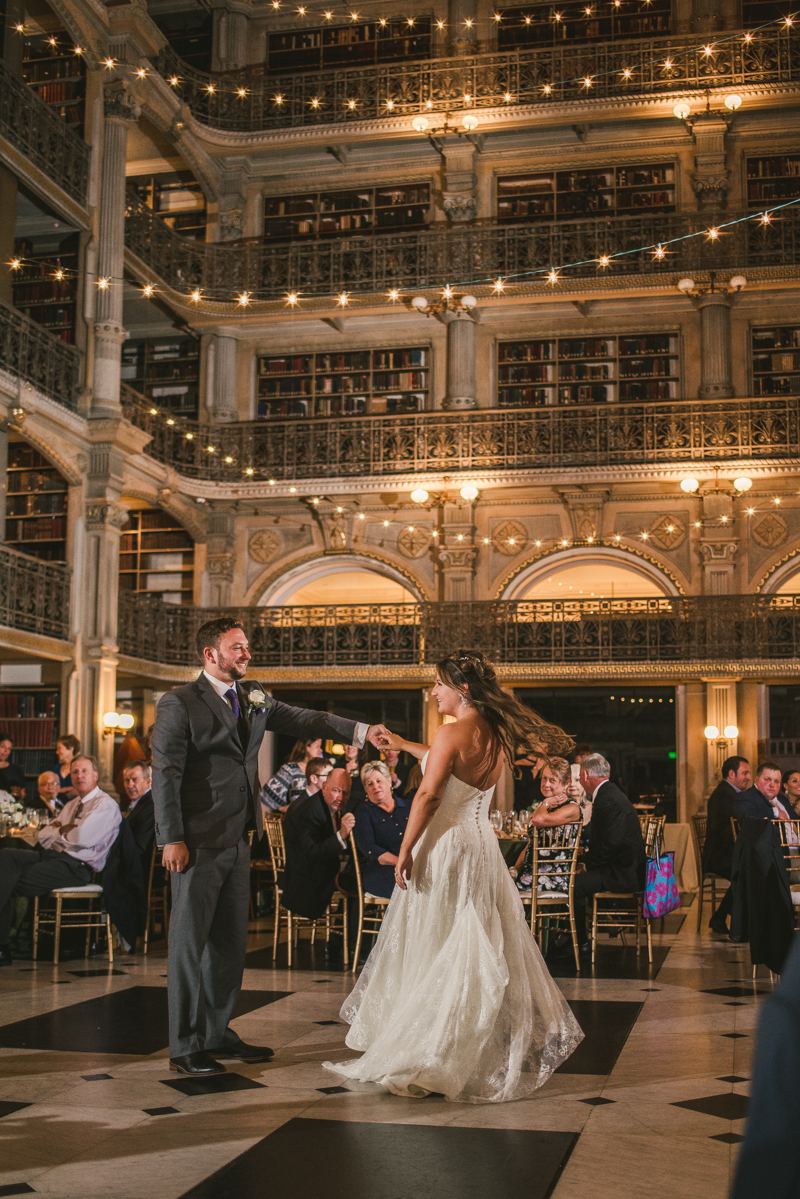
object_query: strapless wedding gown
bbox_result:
[323,755,583,1103]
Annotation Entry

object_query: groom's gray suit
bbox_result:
[151,672,358,1057]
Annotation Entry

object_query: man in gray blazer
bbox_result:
[151,616,389,1076]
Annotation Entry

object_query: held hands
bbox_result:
[394,848,414,891]
[163,842,190,872]
[340,812,356,836]
[376,730,404,753]
[366,724,393,749]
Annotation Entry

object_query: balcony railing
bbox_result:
[120,391,800,482]
[157,29,800,133]
[0,298,81,411]
[118,592,800,668]
[0,59,89,206]
[0,544,71,641]
[125,194,797,299]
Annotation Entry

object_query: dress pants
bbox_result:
[571,869,613,945]
[167,836,250,1058]
[0,848,92,943]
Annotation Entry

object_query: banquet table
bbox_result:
[663,823,699,892]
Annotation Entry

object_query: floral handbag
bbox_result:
[642,842,681,919]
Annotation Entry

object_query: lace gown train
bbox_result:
[323,755,583,1103]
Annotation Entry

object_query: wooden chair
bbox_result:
[523,821,583,971]
[730,816,739,840]
[144,845,170,954]
[33,882,113,965]
[264,815,342,966]
[591,815,655,965]
[642,814,665,857]
[690,814,730,934]
[774,818,800,929]
[349,831,390,971]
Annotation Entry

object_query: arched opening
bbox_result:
[767,560,800,595]
[5,435,69,561]
[503,547,677,602]
[119,499,195,605]
[259,556,420,607]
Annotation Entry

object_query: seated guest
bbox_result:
[511,757,582,895]
[0,755,121,965]
[353,761,410,899]
[281,767,355,922]
[53,734,81,807]
[381,748,409,798]
[260,737,323,814]
[336,743,367,809]
[781,769,800,816]
[554,753,646,959]
[0,733,27,799]
[735,762,793,823]
[36,771,61,814]
[122,760,155,879]
[704,755,751,934]
[291,757,333,807]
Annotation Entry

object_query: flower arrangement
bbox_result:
[0,792,26,828]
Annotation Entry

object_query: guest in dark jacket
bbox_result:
[555,754,646,956]
[281,768,355,921]
[353,761,410,899]
[735,762,793,823]
[703,755,751,934]
[122,760,155,883]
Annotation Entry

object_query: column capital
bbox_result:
[103,81,141,123]
[85,500,129,531]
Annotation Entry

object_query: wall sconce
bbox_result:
[680,477,700,493]
[410,488,430,504]
[460,484,479,501]
[672,101,691,120]
[704,723,738,743]
[676,273,746,298]
[410,293,478,318]
[733,477,752,493]
[103,712,135,737]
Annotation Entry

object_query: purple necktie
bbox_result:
[225,687,240,718]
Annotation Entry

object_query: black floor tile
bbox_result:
[721,1033,749,1040]
[557,1001,643,1076]
[144,1106,180,1116]
[81,1073,113,1081]
[640,988,662,992]
[548,944,668,980]
[0,988,290,1055]
[67,969,128,977]
[710,1132,745,1144]
[724,1002,746,1007]
[0,1101,31,1119]
[162,1073,266,1098]
[673,1092,749,1120]
[717,1075,750,1083]
[702,986,768,998]
[317,1086,349,1095]
[578,1096,615,1106]
[314,1021,342,1026]
[0,1185,36,1196]
[178,1117,578,1199]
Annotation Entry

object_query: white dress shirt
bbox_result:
[202,670,369,747]
[38,786,121,872]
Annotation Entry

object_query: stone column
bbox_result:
[690,111,730,212]
[679,681,708,817]
[93,83,139,418]
[448,0,477,53]
[443,314,477,409]
[206,332,239,421]
[698,292,734,399]
[705,679,739,787]
[442,143,477,224]
[214,7,248,71]
[203,504,236,606]
[699,489,737,594]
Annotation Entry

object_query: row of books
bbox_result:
[6,518,65,540]
[0,694,58,719]
[1,719,58,747]
[7,494,66,516]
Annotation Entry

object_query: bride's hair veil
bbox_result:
[435,649,574,764]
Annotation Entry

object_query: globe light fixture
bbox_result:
[733,477,752,492]
[411,296,429,310]
[729,276,747,292]
[723,724,739,739]
[460,484,479,501]
[461,295,477,309]
[704,725,720,740]
[672,101,691,119]
[461,114,479,130]
[410,488,429,504]
[680,477,700,493]
[677,278,696,293]
[412,116,429,132]
[724,94,743,111]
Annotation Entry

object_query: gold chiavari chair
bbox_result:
[522,821,583,971]
[264,814,345,966]
[144,845,170,954]
[348,831,390,972]
[591,809,656,967]
[691,815,730,935]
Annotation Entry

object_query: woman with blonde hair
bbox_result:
[511,757,582,896]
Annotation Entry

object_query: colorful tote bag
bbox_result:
[642,844,681,919]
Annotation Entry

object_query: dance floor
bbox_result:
[0,900,761,1198]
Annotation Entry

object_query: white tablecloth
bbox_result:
[663,823,699,892]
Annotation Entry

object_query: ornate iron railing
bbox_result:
[0,298,81,410]
[157,29,800,132]
[125,194,798,298]
[0,59,89,206]
[0,544,71,641]
[118,592,800,667]
[120,392,800,481]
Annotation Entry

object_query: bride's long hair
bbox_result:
[436,649,574,764]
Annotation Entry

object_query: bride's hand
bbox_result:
[395,848,413,891]
[378,731,404,753]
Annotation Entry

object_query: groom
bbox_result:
[151,616,390,1076]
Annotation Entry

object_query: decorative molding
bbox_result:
[493,540,687,599]
[84,501,129,530]
[248,529,282,564]
[491,519,528,557]
[252,547,432,605]
[207,552,235,579]
[397,525,432,559]
[752,512,788,549]
[649,514,687,551]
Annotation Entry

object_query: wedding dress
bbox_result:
[323,754,583,1103]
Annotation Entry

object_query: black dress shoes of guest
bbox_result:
[0,945,13,966]
[169,1051,226,1076]
[709,917,729,936]
[549,939,590,960]
[208,1042,275,1064]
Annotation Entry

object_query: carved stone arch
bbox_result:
[11,428,81,486]
[119,487,207,543]
[249,550,432,607]
[495,543,685,601]
[34,0,101,63]
[134,102,220,204]
[755,546,800,594]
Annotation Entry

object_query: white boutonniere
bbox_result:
[246,689,269,719]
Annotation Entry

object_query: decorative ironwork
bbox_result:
[125,193,799,299]
[156,30,800,133]
[0,298,81,410]
[117,592,800,668]
[0,543,71,641]
[0,59,89,206]
[120,390,800,482]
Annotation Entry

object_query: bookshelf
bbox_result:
[121,336,200,417]
[119,508,195,605]
[742,0,792,26]
[264,184,430,242]
[746,155,800,211]
[5,441,68,561]
[21,31,86,135]
[152,10,213,71]
[497,163,675,223]
[257,347,429,418]
[0,687,60,804]
[751,325,800,396]
[496,0,670,47]
[267,18,431,74]
[12,235,79,345]
[129,172,207,240]
[497,333,680,406]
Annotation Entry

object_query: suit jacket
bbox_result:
[100,817,148,949]
[281,791,350,919]
[151,673,358,851]
[703,779,739,879]
[126,790,155,874]
[585,780,646,892]
[734,785,776,823]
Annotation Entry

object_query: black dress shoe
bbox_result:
[0,946,13,967]
[207,1042,274,1064]
[709,917,729,936]
[169,1051,226,1076]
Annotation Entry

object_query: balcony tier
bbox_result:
[0,59,89,207]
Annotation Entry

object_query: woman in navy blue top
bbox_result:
[353,761,410,898]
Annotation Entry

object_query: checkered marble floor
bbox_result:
[0,901,764,1199]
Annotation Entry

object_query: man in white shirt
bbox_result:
[0,755,120,965]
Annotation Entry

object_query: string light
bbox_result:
[190,289,202,303]
[237,87,247,98]
[136,67,147,79]
[493,278,505,293]
[547,269,560,285]
[760,212,772,224]
[598,255,610,267]
[652,244,666,259]
[103,57,115,69]
[310,97,320,108]
[387,288,400,301]
[286,291,299,306]
[141,283,155,297]
[386,99,394,109]
[169,76,180,86]
[337,292,350,306]
[237,291,251,306]
[707,227,720,240]
[621,67,633,78]
[97,276,110,289]
[9,258,21,271]
[53,268,64,280]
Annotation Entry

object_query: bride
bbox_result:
[323,649,584,1103]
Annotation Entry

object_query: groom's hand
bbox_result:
[163,842,190,872]
[366,724,391,749]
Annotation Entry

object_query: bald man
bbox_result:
[280,767,355,923]
[36,772,61,814]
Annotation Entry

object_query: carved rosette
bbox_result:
[649,516,687,552]
[752,513,788,549]
[248,530,282,564]
[398,526,432,559]
[491,520,528,556]
[443,195,477,223]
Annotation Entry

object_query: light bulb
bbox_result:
[461,114,479,131]
[677,278,695,293]
[103,712,120,729]
[680,477,700,493]
[724,93,742,111]
[411,296,429,310]
[410,489,429,504]
[460,485,479,501]
[672,101,691,120]
[118,714,135,731]
[724,725,739,739]
[733,477,752,492]
[412,116,428,132]
[704,725,720,740]
[461,295,477,309]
